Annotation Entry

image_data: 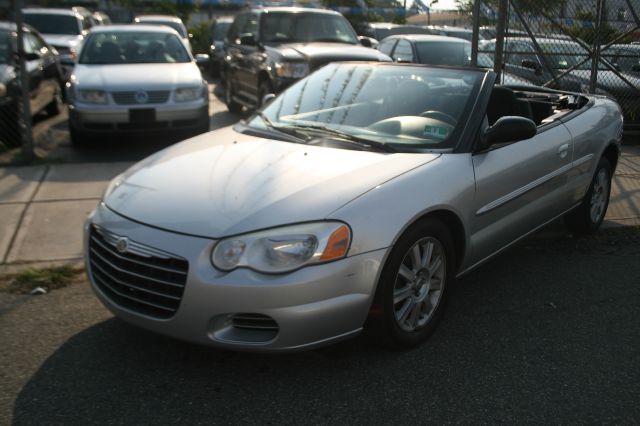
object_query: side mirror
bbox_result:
[358,36,372,48]
[481,116,537,148]
[239,33,257,46]
[261,93,276,106]
[521,59,542,75]
[195,53,210,65]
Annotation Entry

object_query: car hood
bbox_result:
[73,63,203,90]
[568,69,640,93]
[105,127,439,238]
[274,42,390,64]
[42,34,82,48]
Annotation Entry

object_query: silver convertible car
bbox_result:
[85,63,622,352]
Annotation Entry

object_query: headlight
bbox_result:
[211,222,351,273]
[175,86,206,102]
[275,62,310,79]
[77,89,108,104]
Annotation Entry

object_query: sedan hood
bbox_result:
[73,63,203,90]
[275,42,390,64]
[105,127,439,238]
[42,34,82,48]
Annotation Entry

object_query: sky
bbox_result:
[430,0,462,10]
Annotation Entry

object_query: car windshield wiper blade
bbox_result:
[254,112,309,143]
[287,124,396,153]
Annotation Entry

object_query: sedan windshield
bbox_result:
[79,31,190,64]
[23,14,80,35]
[261,13,358,44]
[251,63,483,150]
[415,41,471,66]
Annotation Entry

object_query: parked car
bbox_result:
[93,11,112,26]
[0,22,63,147]
[134,15,191,53]
[362,22,438,41]
[223,7,390,113]
[480,37,640,127]
[437,26,473,41]
[23,8,91,80]
[86,62,622,352]
[379,34,534,86]
[209,16,233,77]
[603,43,640,75]
[66,25,209,145]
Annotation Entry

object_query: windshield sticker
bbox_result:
[424,125,449,140]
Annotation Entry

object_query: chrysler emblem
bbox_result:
[135,90,148,104]
[115,237,129,253]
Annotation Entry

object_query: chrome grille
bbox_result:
[88,225,188,319]
[111,90,170,105]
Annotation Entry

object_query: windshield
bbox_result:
[137,20,187,38]
[415,41,471,66]
[261,13,358,44]
[250,63,483,150]
[0,31,10,63]
[213,22,231,41]
[23,14,80,36]
[79,31,190,64]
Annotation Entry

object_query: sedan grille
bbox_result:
[111,90,170,105]
[88,225,188,319]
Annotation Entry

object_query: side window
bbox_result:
[242,13,259,38]
[508,42,536,66]
[378,38,396,56]
[392,39,414,63]
[228,14,248,43]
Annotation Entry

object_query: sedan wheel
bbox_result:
[367,218,454,348]
[565,157,612,235]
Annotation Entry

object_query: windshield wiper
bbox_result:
[253,111,309,143]
[286,124,396,153]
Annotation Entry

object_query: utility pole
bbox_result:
[493,0,508,81]
[471,0,481,67]
[14,0,34,161]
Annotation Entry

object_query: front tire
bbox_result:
[366,218,455,349]
[564,157,612,235]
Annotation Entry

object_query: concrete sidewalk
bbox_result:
[1,146,639,271]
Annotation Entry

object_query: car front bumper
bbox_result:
[69,100,209,133]
[84,203,386,352]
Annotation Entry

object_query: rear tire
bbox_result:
[45,85,62,116]
[366,218,455,349]
[564,157,612,235]
[225,77,242,114]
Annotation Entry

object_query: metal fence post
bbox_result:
[471,0,481,67]
[589,0,604,94]
[14,0,34,161]
[493,0,509,81]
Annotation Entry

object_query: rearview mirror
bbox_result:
[481,116,537,148]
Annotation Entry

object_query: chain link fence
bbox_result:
[478,0,640,132]
[0,17,25,152]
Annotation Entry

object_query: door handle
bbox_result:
[558,143,569,159]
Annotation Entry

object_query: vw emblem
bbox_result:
[115,237,129,253]
[135,90,148,104]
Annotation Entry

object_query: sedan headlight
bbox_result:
[212,222,351,273]
[77,89,108,104]
[175,86,205,102]
[275,62,310,79]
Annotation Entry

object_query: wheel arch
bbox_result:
[601,143,619,173]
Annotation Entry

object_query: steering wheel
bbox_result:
[419,110,458,126]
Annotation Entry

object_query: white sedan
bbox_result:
[66,25,209,145]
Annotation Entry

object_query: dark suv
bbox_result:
[223,7,390,113]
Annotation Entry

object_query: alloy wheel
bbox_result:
[590,168,610,223]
